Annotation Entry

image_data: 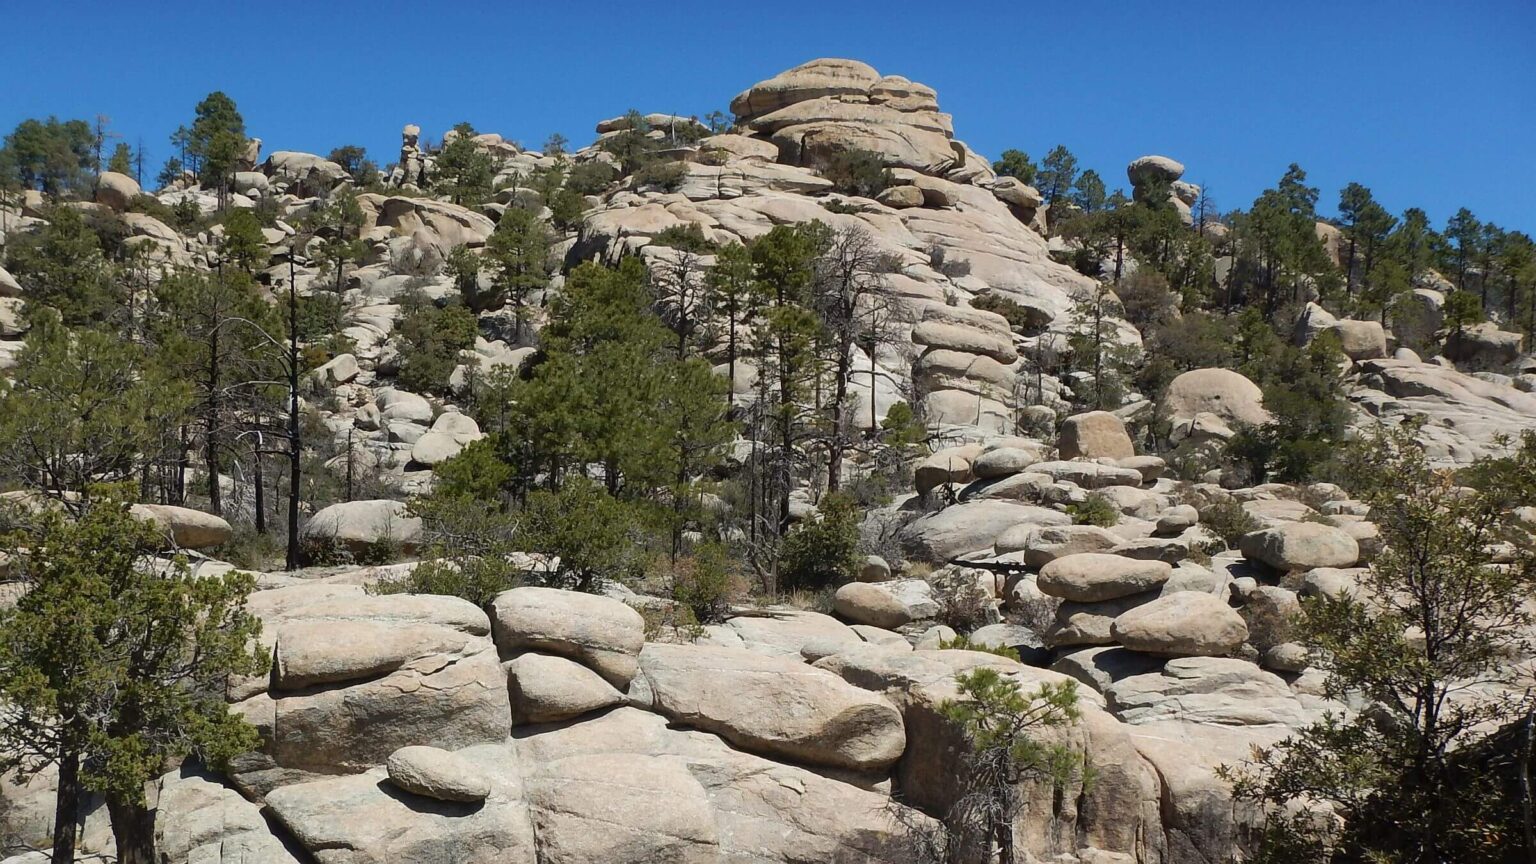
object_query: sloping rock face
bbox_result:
[1353,358,1536,465]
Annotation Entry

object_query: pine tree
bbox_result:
[991,149,1038,184]
[482,206,554,333]
[433,122,495,204]
[0,490,269,864]
[151,269,277,516]
[750,222,828,533]
[4,205,117,325]
[1443,207,1482,292]
[703,241,759,412]
[1224,424,1536,862]
[0,311,190,507]
[1035,145,1078,208]
[106,142,133,176]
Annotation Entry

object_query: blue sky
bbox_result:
[3,0,1532,230]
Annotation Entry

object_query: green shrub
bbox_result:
[1198,496,1259,550]
[632,160,687,191]
[394,292,479,395]
[822,200,869,215]
[547,187,588,232]
[937,637,1020,661]
[565,161,618,195]
[518,477,649,593]
[932,569,995,633]
[298,534,400,567]
[671,541,739,627]
[212,525,284,571]
[650,223,717,253]
[1068,492,1120,527]
[779,493,861,591]
[819,149,891,198]
[372,555,516,609]
[432,436,513,500]
[971,293,1048,332]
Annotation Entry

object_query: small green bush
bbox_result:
[633,160,687,191]
[932,569,995,633]
[372,556,516,609]
[971,293,1048,332]
[651,223,717,253]
[779,493,861,592]
[1198,496,1259,550]
[819,149,892,198]
[565,161,618,196]
[394,292,479,395]
[937,637,1020,662]
[1068,493,1120,527]
[671,541,738,627]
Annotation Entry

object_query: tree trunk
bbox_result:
[205,323,222,516]
[725,305,737,413]
[285,259,302,571]
[253,435,266,535]
[1345,234,1358,294]
[105,794,156,864]
[826,341,851,493]
[50,747,80,864]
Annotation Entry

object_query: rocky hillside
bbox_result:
[0,57,1533,864]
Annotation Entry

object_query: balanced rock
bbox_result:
[491,587,646,687]
[1038,553,1172,603]
[1110,592,1248,656]
[1127,155,1185,187]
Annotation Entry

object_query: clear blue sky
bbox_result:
[3,0,1532,231]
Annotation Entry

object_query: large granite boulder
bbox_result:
[266,743,536,864]
[1239,523,1360,571]
[1162,368,1270,428]
[1037,554,1172,602]
[1057,411,1135,460]
[228,587,510,795]
[385,745,493,802]
[832,579,937,628]
[506,652,624,724]
[299,499,422,556]
[491,586,646,687]
[130,503,232,549]
[628,643,906,771]
[1110,593,1248,657]
[898,500,1071,562]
